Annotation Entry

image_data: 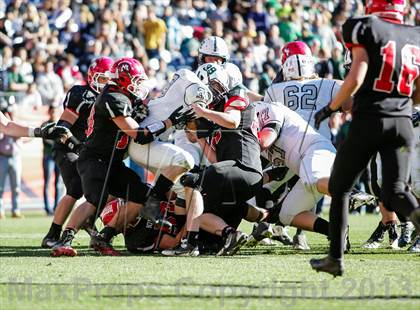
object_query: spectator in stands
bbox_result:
[7,57,28,92]
[143,6,167,59]
[41,105,61,215]
[36,58,64,107]
[0,104,22,219]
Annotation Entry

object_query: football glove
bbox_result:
[35,123,72,143]
[169,106,196,127]
[314,105,335,130]
[132,103,149,123]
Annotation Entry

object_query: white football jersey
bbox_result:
[264,78,340,140]
[140,69,208,128]
[256,101,334,176]
[225,62,243,89]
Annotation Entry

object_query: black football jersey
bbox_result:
[54,85,96,151]
[342,16,420,118]
[211,88,262,174]
[83,85,133,162]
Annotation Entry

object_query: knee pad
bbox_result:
[180,172,202,189]
[173,149,195,171]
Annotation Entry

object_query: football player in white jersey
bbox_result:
[128,68,213,216]
[264,41,343,140]
[255,101,335,238]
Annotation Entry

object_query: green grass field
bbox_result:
[0,212,419,310]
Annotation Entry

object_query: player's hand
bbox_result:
[133,103,149,123]
[314,105,335,130]
[35,123,72,143]
[191,103,208,119]
[169,106,196,127]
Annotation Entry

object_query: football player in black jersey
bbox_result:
[311,0,420,276]
[162,63,263,256]
[41,57,114,248]
[52,57,191,257]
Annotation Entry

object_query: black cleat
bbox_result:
[140,195,172,228]
[310,255,344,277]
[217,230,248,256]
[90,233,120,256]
[363,221,386,249]
[41,235,60,249]
[246,222,273,247]
[51,229,77,257]
[349,190,377,212]
[387,221,399,249]
[398,222,415,248]
[161,239,200,256]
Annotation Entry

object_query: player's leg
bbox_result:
[42,152,84,248]
[128,140,194,221]
[90,162,149,255]
[310,117,379,275]
[380,118,419,234]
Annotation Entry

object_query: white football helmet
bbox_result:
[282,54,316,81]
[196,63,230,100]
[198,36,230,64]
[184,83,213,108]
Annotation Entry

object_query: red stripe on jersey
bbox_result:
[345,43,365,50]
[224,96,248,112]
[66,107,79,116]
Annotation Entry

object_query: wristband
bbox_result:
[146,121,166,136]
[28,127,35,137]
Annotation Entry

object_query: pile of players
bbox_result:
[39,1,420,263]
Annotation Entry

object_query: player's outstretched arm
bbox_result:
[0,111,33,137]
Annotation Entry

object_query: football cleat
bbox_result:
[217,230,248,256]
[293,232,310,251]
[41,236,59,249]
[140,195,173,228]
[246,222,273,247]
[398,222,415,248]
[51,229,77,257]
[349,190,377,212]
[387,221,399,249]
[310,256,344,277]
[271,225,293,245]
[363,221,386,249]
[408,235,420,253]
[90,233,120,256]
[161,239,200,256]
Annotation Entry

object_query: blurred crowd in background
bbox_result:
[0,0,419,217]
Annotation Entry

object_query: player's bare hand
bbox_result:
[191,103,207,119]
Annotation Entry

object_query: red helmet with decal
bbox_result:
[281,41,312,65]
[365,0,406,23]
[110,57,149,99]
[281,41,315,81]
[87,56,114,93]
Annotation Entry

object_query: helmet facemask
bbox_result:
[127,75,149,100]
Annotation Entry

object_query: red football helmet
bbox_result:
[281,41,315,81]
[87,56,114,93]
[281,41,312,65]
[110,57,149,100]
[365,0,406,23]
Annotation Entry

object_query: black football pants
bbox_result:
[328,116,419,259]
